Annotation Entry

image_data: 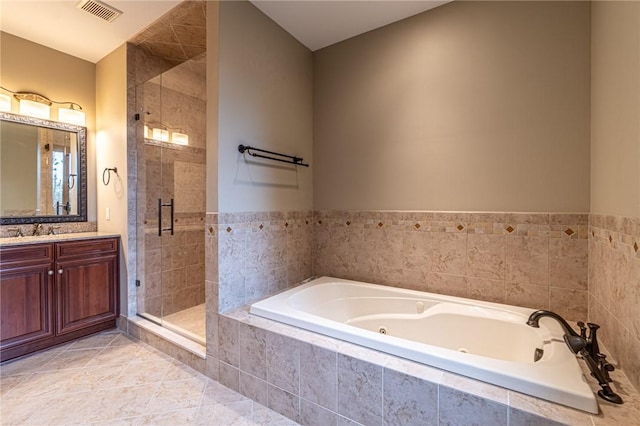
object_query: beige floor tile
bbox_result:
[86,344,142,367]
[86,384,160,422]
[113,358,174,387]
[253,403,300,425]
[0,347,63,377]
[137,407,198,425]
[162,358,207,381]
[1,394,57,425]
[108,334,140,347]
[194,400,254,426]
[145,377,207,412]
[201,379,250,406]
[61,364,126,393]
[0,330,300,426]
[0,374,27,396]
[132,345,174,363]
[88,417,141,426]
[3,367,82,398]
[37,348,102,372]
[65,333,118,350]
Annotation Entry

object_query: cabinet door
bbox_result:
[0,264,55,349]
[56,254,118,336]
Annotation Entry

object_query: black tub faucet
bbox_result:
[527,310,623,405]
[527,310,580,338]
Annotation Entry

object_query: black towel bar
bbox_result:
[238,144,309,167]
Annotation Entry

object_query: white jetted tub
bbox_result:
[250,276,598,413]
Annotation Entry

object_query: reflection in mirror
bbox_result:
[0,112,87,224]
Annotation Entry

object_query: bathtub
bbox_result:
[250,276,598,414]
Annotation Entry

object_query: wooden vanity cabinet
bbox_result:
[0,244,55,356]
[0,237,119,362]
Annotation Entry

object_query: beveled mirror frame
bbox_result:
[0,111,87,225]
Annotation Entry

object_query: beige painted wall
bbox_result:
[590,1,640,218]
[0,32,97,220]
[96,44,128,314]
[206,1,219,213]
[217,0,313,213]
[313,1,591,212]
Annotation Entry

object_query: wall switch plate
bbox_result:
[106,207,111,221]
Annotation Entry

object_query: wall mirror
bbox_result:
[0,111,87,224]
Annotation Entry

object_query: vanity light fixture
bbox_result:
[58,103,86,126]
[1,86,85,125]
[0,94,11,112]
[16,93,51,119]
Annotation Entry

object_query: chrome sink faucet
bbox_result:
[47,226,61,235]
[7,227,24,237]
[32,223,44,236]
[527,310,622,404]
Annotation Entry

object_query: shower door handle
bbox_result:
[158,198,175,236]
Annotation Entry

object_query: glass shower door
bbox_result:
[135,56,207,345]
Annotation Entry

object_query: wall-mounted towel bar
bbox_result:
[238,144,309,167]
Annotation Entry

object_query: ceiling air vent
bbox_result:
[77,0,122,23]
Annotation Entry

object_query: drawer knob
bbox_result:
[58,269,63,275]
[48,270,54,276]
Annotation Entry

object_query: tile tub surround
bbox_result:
[218,307,640,426]
[313,211,590,321]
[0,329,297,426]
[589,214,640,393]
[217,211,313,313]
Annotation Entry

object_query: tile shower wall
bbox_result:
[313,211,590,321]
[589,214,640,391]
[217,211,313,313]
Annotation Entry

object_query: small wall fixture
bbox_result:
[102,167,118,186]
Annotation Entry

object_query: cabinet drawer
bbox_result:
[55,238,119,260]
[0,244,53,268]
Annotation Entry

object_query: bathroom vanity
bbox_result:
[0,233,120,361]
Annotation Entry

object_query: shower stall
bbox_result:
[135,54,207,344]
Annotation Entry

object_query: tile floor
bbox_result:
[0,330,299,425]
[163,303,206,342]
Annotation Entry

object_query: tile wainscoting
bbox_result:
[116,209,639,424]
[589,214,640,392]
[313,211,590,321]
[216,211,313,313]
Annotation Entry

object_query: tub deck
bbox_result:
[251,276,598,413]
